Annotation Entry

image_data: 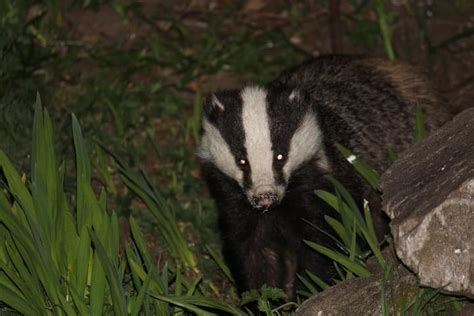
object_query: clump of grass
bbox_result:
[0,97,244,315]
[304,174,384,281]
[111,153,199,272]
[298,144,385,290]
[241,285,296,316]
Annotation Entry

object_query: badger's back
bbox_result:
[272,55,451,173]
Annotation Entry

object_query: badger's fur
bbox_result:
[198,55,450,299]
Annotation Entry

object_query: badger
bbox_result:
[197,55,450,299]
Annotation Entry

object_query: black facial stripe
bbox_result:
[242,167,253,189]
[274,167,286,185]
[266,85,309,183]
[205,90,250,168]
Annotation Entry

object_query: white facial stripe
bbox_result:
[198,118,243,185]
[283,111,327,179]
[241,87,275,190]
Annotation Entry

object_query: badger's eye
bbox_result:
[238,159,247,166]
[276,154,284,161]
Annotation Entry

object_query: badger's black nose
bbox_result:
[252,192,278,209]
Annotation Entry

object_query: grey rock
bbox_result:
[296,248,418,316]
[381,108,474,299]
[296,274,383,316]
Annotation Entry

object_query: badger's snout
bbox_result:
[251,191,279,209]
[248,185,284,209]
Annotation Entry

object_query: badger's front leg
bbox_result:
[219,212,297,301]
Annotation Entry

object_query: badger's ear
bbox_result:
[203,93,225,117]
[288,89,301,102]
[289,88,311,102]
[286,88,310,107]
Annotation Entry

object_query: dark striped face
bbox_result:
[198,86,328,209]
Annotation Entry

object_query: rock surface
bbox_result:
[296,248,419,315]
[381,108,474,299]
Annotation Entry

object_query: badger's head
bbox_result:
[198,86,328,210]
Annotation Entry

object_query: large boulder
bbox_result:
[295,248,419,315]
[381,108,474,299]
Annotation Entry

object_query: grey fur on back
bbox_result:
[271,55,451,174]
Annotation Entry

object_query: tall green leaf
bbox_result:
[304,241,370,278]
[89,229,127,316]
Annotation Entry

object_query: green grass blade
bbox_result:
[178,296,245,315]
[57,293,78,316]
[94,144,117,195]
[326,176,362,220]
[11,199,63,310]
[0,284,43,316]
[0,208,44,286]
[130,270,153,316]
[347,216,358,279]
[335,189,353,240]
[375,0,396,60]
[0,258,43,312]
[302,218,345,252]
[296,273,318,295]
[72,113,92,231]
[0,150,35,226]
[315,190,340,213]
[363,201,385,267]
[335,144,380,190]
[185,276,202,296]
[174,265,182,296]
[151,294,244,316]
[89,229,127,316]
[0,189,10,214]
[305,270,330,290]
[129,216,153,269]
[128,259,164,294]
[415,104,426,143]
[109,211,120,258]
[89,251,106,315]
[31,97,58,245]
[149,294,216,316]
[161,262,169,296]
[296,290,312,298]
[205,245,233,283]
[66,280,89,316]
[304,240,370,278]
[125,245,144,291]
[127,258,168,314]
[324,215,351,249]
[386,146,397,162]
[1,223,46,312]
[74,226,91,296]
